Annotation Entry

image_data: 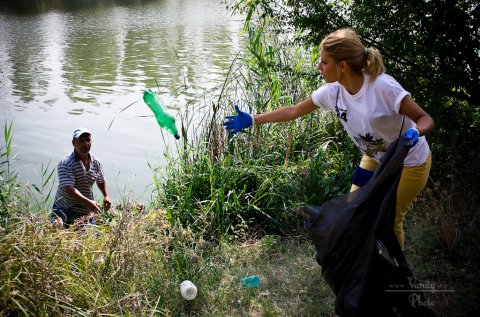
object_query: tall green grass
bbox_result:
[1,122,56,232]
[0,121,23,229]
[29,161,56,211]
[147,11,359,240]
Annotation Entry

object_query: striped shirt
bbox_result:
[53,151,105,215]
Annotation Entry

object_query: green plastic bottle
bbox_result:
[143,89,180,139]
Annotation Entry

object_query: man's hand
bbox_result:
[87,199,101,212]
[103,196,112,211]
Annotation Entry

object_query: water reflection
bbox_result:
[62,10,122,104]
[0,0,243,202]
[0,0,164,15]
[1,0,241,105]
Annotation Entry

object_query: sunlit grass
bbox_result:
[0,210,336,316]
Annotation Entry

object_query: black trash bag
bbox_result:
[303,137,436,317]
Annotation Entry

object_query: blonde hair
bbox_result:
[320,28,385,80]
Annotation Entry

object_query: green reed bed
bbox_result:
[151,122,357,240]
[146,17,360,240]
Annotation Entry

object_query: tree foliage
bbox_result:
[288,0,479,106]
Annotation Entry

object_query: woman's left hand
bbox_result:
[404,128,419,147]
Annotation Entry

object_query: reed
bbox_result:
[0,121,22,229]
[148,15,357,240]
[29,161,56,211]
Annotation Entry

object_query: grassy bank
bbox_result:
[0,210,336,316]
[1,4,479,316]
[1,109,479,316]
[0,202,478,316]
[1,131,478,316]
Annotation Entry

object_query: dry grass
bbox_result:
[1,186,478,317]
[404,180,480,317]
[0,210,337,317]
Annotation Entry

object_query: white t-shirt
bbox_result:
[311,73,430,166]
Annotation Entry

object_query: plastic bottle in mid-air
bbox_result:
[143,89,180,139]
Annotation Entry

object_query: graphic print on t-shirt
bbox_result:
[335,101,348,122]
[354,132,387,159]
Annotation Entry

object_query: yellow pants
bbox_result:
[350,153,432,249]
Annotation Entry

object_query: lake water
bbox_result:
[0,0,243,205]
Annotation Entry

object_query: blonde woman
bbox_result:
[224,28,433,248]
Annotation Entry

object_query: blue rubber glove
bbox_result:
[223,104,254,135]
[404,128,419,147]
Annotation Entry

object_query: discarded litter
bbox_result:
[180,280,197,300]
[241,276,260,289]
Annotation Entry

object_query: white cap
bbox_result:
[73,127,91,139]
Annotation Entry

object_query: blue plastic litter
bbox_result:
[241,276,260,289]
